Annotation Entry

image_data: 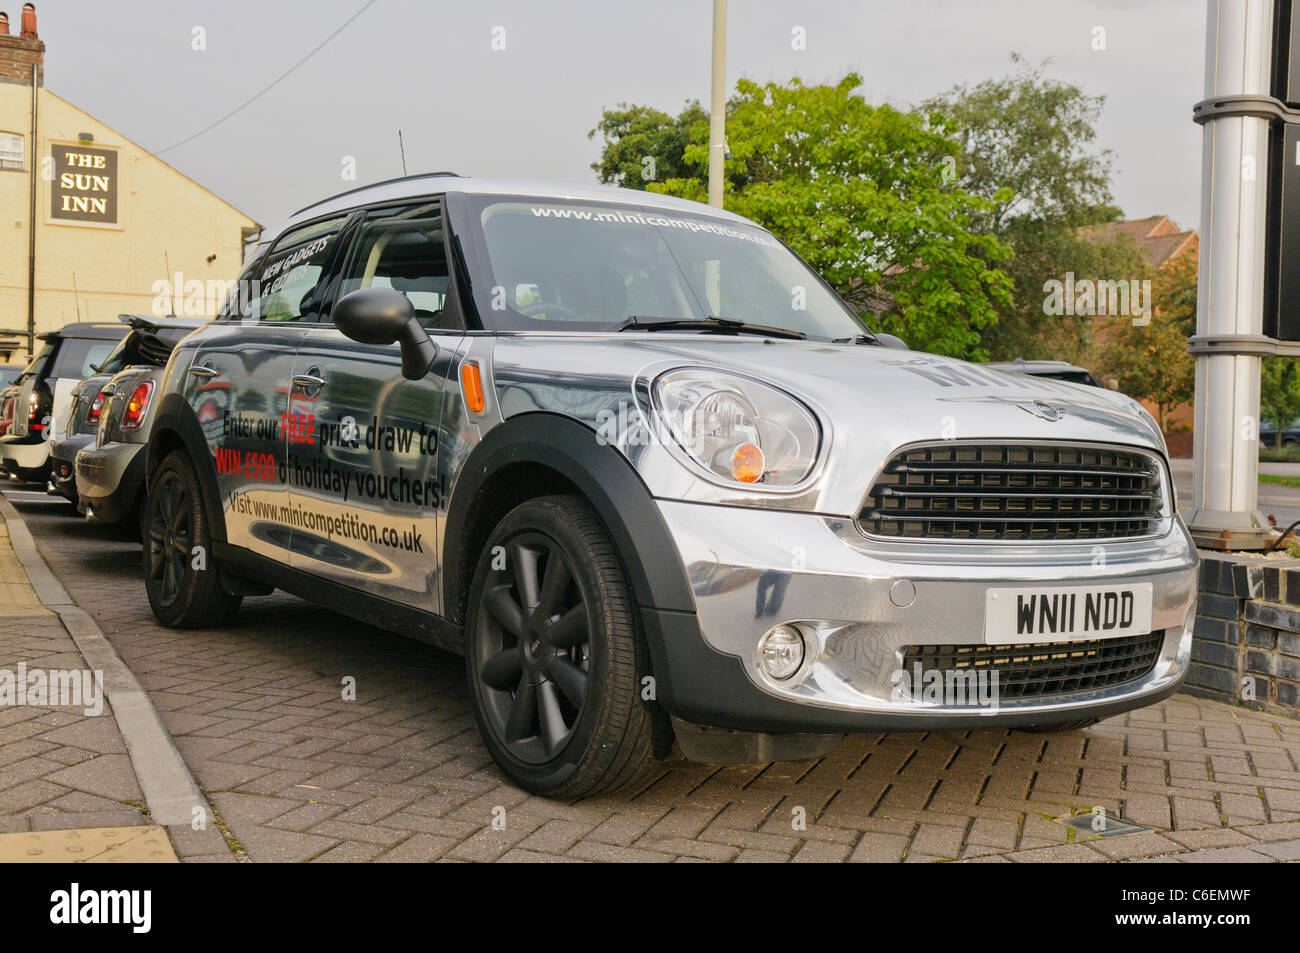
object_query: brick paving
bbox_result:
[5,487,1300,862]
[0,516,150,836]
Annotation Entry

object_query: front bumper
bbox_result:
[647,500,1198,734]
[75,441,145,523]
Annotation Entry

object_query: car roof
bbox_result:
[37,322,128,342]
[276,173,755,239]
[119,314,210,330]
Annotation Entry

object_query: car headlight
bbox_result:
[653,369,821,487]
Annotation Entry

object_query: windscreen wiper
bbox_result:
[615,315,806,340]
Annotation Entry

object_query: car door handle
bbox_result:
[291,374,327,389]
[188,364,220,379]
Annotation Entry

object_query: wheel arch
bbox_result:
[145,392,227,545]
[443,413,695,627]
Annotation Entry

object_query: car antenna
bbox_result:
[398,130,407,176]
[71,271,81,322]
[164,252,178,318]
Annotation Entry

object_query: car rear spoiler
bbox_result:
[114,314,209,367]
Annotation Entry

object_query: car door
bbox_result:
[286,199,464,613]
[187,214,350,565]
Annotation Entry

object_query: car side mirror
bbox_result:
[874,332,908,350]
[332,287,438,381]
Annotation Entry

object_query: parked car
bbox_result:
[0,323,127,483]
[986,358,1104,388]
[0,383,17,441]
[138,174,1198,796]
[1260,417,1300,448]
[50,316,206,507]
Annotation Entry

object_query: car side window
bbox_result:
[235,216,348,323]
[336,202,458,330]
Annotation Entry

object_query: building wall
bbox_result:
[0,83,257,364]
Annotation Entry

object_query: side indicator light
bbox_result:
[461,362,485,414]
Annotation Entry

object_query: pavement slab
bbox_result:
[7,484,1300,862]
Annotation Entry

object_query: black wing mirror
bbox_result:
[332,288,438,381]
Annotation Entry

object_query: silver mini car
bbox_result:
[141,174,1198,796]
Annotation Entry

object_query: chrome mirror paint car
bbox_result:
[129,175,1198,797]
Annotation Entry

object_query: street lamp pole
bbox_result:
[708,0,727,209]
[1185,0,1275,550]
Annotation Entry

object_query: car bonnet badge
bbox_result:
[1020,399,1064,422]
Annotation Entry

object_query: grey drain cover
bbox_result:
[1054,810,1152,840]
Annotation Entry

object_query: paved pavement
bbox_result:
[4,479,1300,862]
[0,517,151,836]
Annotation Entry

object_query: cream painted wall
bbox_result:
[0,84,257,365]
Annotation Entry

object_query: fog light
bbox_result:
[759,624,805,680]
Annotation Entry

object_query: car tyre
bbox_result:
[143,450,241,628]
[465,495,657,797]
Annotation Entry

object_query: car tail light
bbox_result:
[121,380,155,430]
[27,382,52,433]
[87,391,107,423]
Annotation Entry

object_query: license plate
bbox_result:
[984,583,1153,644]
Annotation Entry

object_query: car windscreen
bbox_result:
[452,194,870,340]
[1041,371,1100,387]
[50,336,122,380]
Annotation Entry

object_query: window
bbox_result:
[235,216,346,322]
[455,196,868,339]
[51,338,117,379]
[0,132,23,171]
[337,202,456,329]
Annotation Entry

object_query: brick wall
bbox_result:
[0,35,43,87]
[1187,552,1300,715]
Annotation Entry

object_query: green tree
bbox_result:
[591,75,1013,359]
[588,102,708,189]
[1261,358,1300,448]
[1095,254,1196,431]
[921,57,1143,364]
[922,55,1118,232]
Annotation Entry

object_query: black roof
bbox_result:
[119,314,211,329]
[37,322,129,343]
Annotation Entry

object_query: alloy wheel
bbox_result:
[147,470,191,608]
[473,532,592,765]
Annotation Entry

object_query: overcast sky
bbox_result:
[34,0,1205,234]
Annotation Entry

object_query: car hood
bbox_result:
[490,334,1166,517]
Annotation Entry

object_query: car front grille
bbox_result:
[901,631,1165,701]
[858,443,1164,541]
